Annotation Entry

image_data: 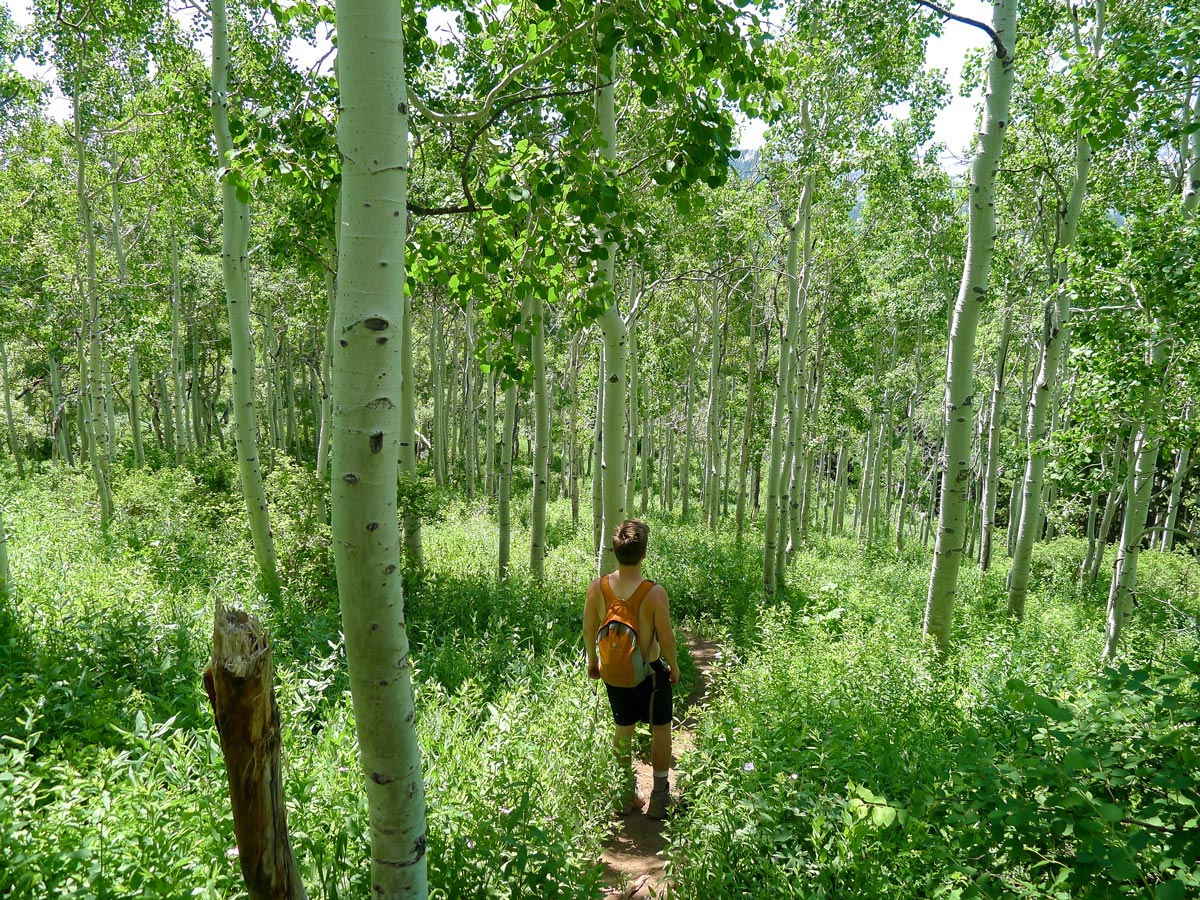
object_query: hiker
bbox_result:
[583,518,680,819]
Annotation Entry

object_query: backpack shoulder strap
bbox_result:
[628,579,655,615]
[598,575,617,610]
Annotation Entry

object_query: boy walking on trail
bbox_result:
[584,519,680,819]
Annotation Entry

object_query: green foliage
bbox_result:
[938,658,1200,899]
[665,538,1200,899]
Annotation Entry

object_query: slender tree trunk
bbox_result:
[765,151,811,593]
[73,87,113,524]
[498,378,517,580]
[332,0,429,891]
[978,308,1012,570]
[1007,342,1031,556]
[316,261,336,480]
[157,371,176,460]
[170,236,191,464]
[400,278,422,567]
[591,346,604,554]
[735,304,759,537]
[1082,431,1121,580]
[641,411,652,513]
[1103,421,1158,661]
[923,0,1017,656]
[111,183,144,468]
[1159,405,1191,552]
[680,352,695,520]
[704,283,723,527]
[0,503,10,602]
[625,288,640,516]
[832,439,848,535]
[212,0,279,601]
[1007,9,1101,615]
[486,367,496,497]
[568,334,580,527]
[0,338,23,477]
[431,304,446,486]
[529,291,550,579]
[50,351,70,465]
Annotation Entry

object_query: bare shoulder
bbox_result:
[646,582,670,608]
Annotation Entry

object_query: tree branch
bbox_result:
[914,0,1008,59]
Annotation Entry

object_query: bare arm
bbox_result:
[583,578,601,677]
[651,587,680,683]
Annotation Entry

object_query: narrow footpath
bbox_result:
[600,636,722,900]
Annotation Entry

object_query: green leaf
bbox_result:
[870,805,897,828]
[1156,880,1186,900]
[1098,803,1123,822]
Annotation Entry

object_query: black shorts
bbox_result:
[606,659,672,727]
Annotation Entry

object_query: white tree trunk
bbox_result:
[1007,6,1101,614]
[1159,437,1191,552]
[591,346,604,554]
[529,291,549,579]
[764,164,810,593]
[331,0,429,892]
[170,236,191,464]
[498,378,517,580]
[736,305,759,536]
[400,277,422,567]
[0,337,23,478]
[978,308,1012,569]
[923,0,1017,656]
[212,0,279,600]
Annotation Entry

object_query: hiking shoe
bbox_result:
[646,789,672,821]
[616,791,646,817]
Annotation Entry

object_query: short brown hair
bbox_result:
[612,519,649,566]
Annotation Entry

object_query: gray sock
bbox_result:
[653,772,669,794]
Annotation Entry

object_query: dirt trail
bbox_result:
[599,636,721,900]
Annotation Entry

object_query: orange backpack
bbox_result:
[596,578,655,688]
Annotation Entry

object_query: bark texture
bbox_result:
[922,0,1017,656]
[204,600,308,900]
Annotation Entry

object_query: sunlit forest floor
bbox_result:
[1,456,1198,899]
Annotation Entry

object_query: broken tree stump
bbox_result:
[203,598,308,900]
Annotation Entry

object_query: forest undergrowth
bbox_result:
[1,456,1198,899]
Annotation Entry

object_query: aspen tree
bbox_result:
[567,334,580,526]
[332,0,429,890]
[1007,0,1105,618]
[594,36,629,576]
[977,307,1012,569]
[923,0,1017,656]
[703,281,723,527]
[0,337,22,477]
[529,287,550,579]
[680,340,695,520]
[1103,75,1198,658]
[1081,431,1124,581]
[316,263,336,480]
[211,0,279,600]
[785,198,814,555]
[1159,413,1191,551]
[72,85,112,526]
[0,503,9,602]
[625,281,640,516]
[110,182,143,468]
[764,156,809,595]
[591,346,604,554]
[498,377,517,580]
[431,303,446,486]
[400,279,423,567]
[169,236,190,464]
[735,300,760,536]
